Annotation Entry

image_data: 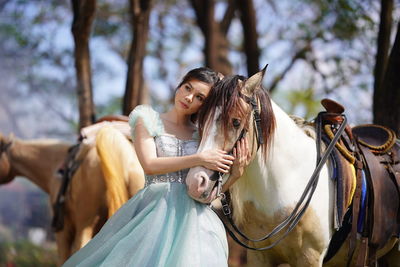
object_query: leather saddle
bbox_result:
[353,125,400,249]
[321,99,400,264]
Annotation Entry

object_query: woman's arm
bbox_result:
[134,118,234,175]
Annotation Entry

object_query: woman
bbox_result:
[63,67,249,267]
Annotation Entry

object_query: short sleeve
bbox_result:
[128,105,164,140]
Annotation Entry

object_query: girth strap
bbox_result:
[52,143,82,232]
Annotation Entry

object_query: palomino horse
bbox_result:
[186,68,400,266]
[0,124,144,265]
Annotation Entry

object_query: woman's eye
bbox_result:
[232,118,241,128]
[185,85,191,91]
[196,95,204,101]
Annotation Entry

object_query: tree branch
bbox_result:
[220,0,236,35]
[269,43,311,93]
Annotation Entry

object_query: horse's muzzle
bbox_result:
[186,167,218,203]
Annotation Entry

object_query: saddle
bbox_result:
[320,99,400,265]
[353,125,400,248]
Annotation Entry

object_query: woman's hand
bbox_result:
[199,149,235,173]
[221,138,251,193]
[230,138,251,179]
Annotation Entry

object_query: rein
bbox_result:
[214,111,348,250]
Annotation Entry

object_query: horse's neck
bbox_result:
[268,101,318,181]
[10,139,71,194]
[233,101,321,215]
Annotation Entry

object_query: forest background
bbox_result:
[0,0,399,265]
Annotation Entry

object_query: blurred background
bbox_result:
[0,0,399,265]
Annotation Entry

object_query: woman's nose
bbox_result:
[185,94,193,103]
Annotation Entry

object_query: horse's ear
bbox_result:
[243,64,268,96]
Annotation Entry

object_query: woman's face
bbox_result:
[175,79,211,115]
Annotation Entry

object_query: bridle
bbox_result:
[209,95,263,198]
[211,100,348,250]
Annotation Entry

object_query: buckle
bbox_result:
[222,203,231,216]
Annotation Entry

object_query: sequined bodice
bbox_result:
[145,135,199,187]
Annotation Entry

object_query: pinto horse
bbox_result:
[186,68,400,266]
[0,125,144,265]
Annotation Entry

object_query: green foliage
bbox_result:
[286,87,321,120]
[0,241,57,267]
[0,0,395,134]
[0,24,29,47]
[307,0,373,40]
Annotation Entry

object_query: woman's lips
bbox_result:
[180,101,189,109]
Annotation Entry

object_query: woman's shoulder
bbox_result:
[128,105,164,139]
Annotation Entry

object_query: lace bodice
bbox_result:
[129,105,200,187]
[145,135,198,186]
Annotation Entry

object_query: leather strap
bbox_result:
[355,237,368,267]
[52,143,82,231]
[213,112,347,250]
[348,151,364,262]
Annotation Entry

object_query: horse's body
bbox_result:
[229,101,334,266]
[186,70,400,266]
[0,126,144,265]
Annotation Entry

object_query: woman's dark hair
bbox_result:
[176,67,220,122]
[176,67,219,90]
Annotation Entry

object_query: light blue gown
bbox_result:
[62,105,228,267]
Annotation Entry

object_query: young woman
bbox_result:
[62,67,249,267]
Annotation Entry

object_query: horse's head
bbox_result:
[186,67,276,203]
[0,133,14,184]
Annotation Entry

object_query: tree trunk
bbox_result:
[71,0,96,130]
[235,0,259,76]
[190,0,233,75]
[373,0,393,124]
[123,0,153,115]
[378,22,400,135]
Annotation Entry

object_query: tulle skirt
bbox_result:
[62,182,228,267]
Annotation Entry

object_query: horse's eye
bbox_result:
[232,118,241,129]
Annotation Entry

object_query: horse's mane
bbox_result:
[96,126,131,217]
[197,75,276,158]
[289,115,316,140]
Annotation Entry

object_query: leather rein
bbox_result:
[212,97,347,251]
